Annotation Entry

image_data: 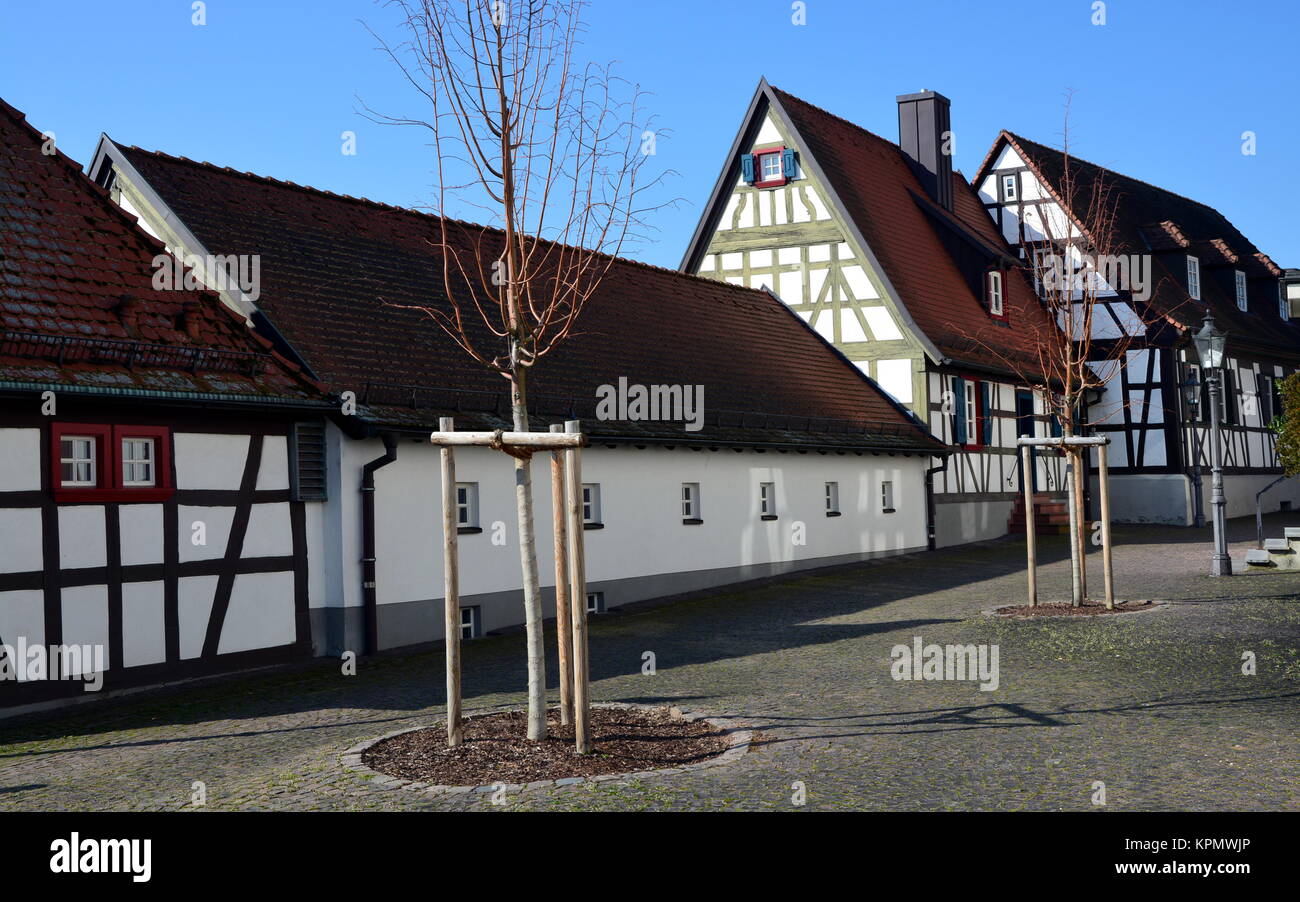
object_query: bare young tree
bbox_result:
[960,105,1185,604]
[363,0,665,740]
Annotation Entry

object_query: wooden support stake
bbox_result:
[564,420,591,754]
[549,424,573,726]
[439,417,462,747]
[1099,443,1115,610]
[1021,444,1037,608]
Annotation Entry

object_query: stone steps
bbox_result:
[1245,526,1300,570]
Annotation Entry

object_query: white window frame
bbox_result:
[460,605,480,640]
[758,151,782,182]
[987,271,1004,316]
[120,437,156,487]
[586,591,605,614]
[455,482,480,529]
[582,483,601,525]
[59,436,97,487]
[1187,256,1201,300]
[881,480,895,513]
[1000,172,1018,202]
[759,481,776,518]
[681,482,700,521]
[1235,270,1248,311]
[964,381,978,445]
[825,481,840,515]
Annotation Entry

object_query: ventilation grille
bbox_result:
[290,421,327,501]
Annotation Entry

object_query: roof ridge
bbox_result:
[1004,130,1234,222]
[120,143,780,299]
[768,84,900,154]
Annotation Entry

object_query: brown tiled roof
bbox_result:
[115,144,941,452]
[768,87,1059,382]
[0,98,322,403]
[994,131,1300,358]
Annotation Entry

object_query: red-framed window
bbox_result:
[744,146,792,189]
[51,423,173,502]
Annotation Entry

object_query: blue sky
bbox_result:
[2,0,1296,268]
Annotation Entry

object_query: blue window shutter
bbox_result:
[781,148,796,179]
[953,378,967,445]
[740,153,755,183]
[981,382,993,445]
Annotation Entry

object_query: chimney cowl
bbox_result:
[897,90,953,211]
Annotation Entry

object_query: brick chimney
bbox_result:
[897,90,953,211]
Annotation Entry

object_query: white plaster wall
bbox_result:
[58,506,105,570]
[119,503,164,566]
[177,574,218,660]
[121,581,166,667]
[0,428,40,491]
[219,571,296,654]
[0,507,42,572]
[60,585,109,676]
[0,589,45,658]
[174,433,250,489]
[334,435,928,636]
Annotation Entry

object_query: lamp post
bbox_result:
[1181,371,1205,529]
[1192,313,1231,576]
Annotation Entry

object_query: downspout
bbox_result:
[925,455,948,551]
[361,433,399,656]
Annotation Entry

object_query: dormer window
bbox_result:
[742,147,794,189]
[1235,270,1248,311]
[1000,173,1018,202]
[987,270,1005,316]
[1187,256,1201,300]
[1281,282,1290,320]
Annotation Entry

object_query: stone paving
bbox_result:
[1,514,1296,812]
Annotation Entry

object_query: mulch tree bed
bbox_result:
[361,706,731,785]
[993,600,1155,618]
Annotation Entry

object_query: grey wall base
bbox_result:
[934,499,1014,548]
[315,543,925,654]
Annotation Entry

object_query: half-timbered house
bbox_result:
[681,81,1067,547]
[974,132,1300,523]
[85,135,945,663]
[0,99,332,713]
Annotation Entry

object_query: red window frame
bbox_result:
[51,423,173,503]
[752,145,788,189]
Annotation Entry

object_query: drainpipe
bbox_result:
[925,455,948,551]
[361,433,399,655]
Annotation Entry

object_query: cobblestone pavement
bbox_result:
[2,515,1296,812]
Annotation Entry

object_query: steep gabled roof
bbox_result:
[107,143,942,453]
[0,98,323,404]
[683,81,1061,383]
[979,131,1300,358]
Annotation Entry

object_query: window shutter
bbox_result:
[740,153,756,184]
[953,378,967,445]
[981,382,993,445]
[289,420,328,501]
[781,148,796,179]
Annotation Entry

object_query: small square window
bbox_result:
[1235,270,1248,311]
[987,271,1004,316]
[456,482,480,531]
[582,483,602,526]
[681,483,701,522]
[881,480,895,513]
[586,591,605,614]
[759,481,777,519]
[1187,256,1201,300]
[825,481,840,516]
[121,437,156,487]
[460,606,481,640]
[759,152,782,182]
[60,436,97,487]
[1000,173,1018,202]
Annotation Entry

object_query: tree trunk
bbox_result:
[510,367,547,741]
[1074,445,1088,599]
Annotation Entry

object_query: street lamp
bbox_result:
[1181,370,1205,529]
[1192,313,1231,576]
